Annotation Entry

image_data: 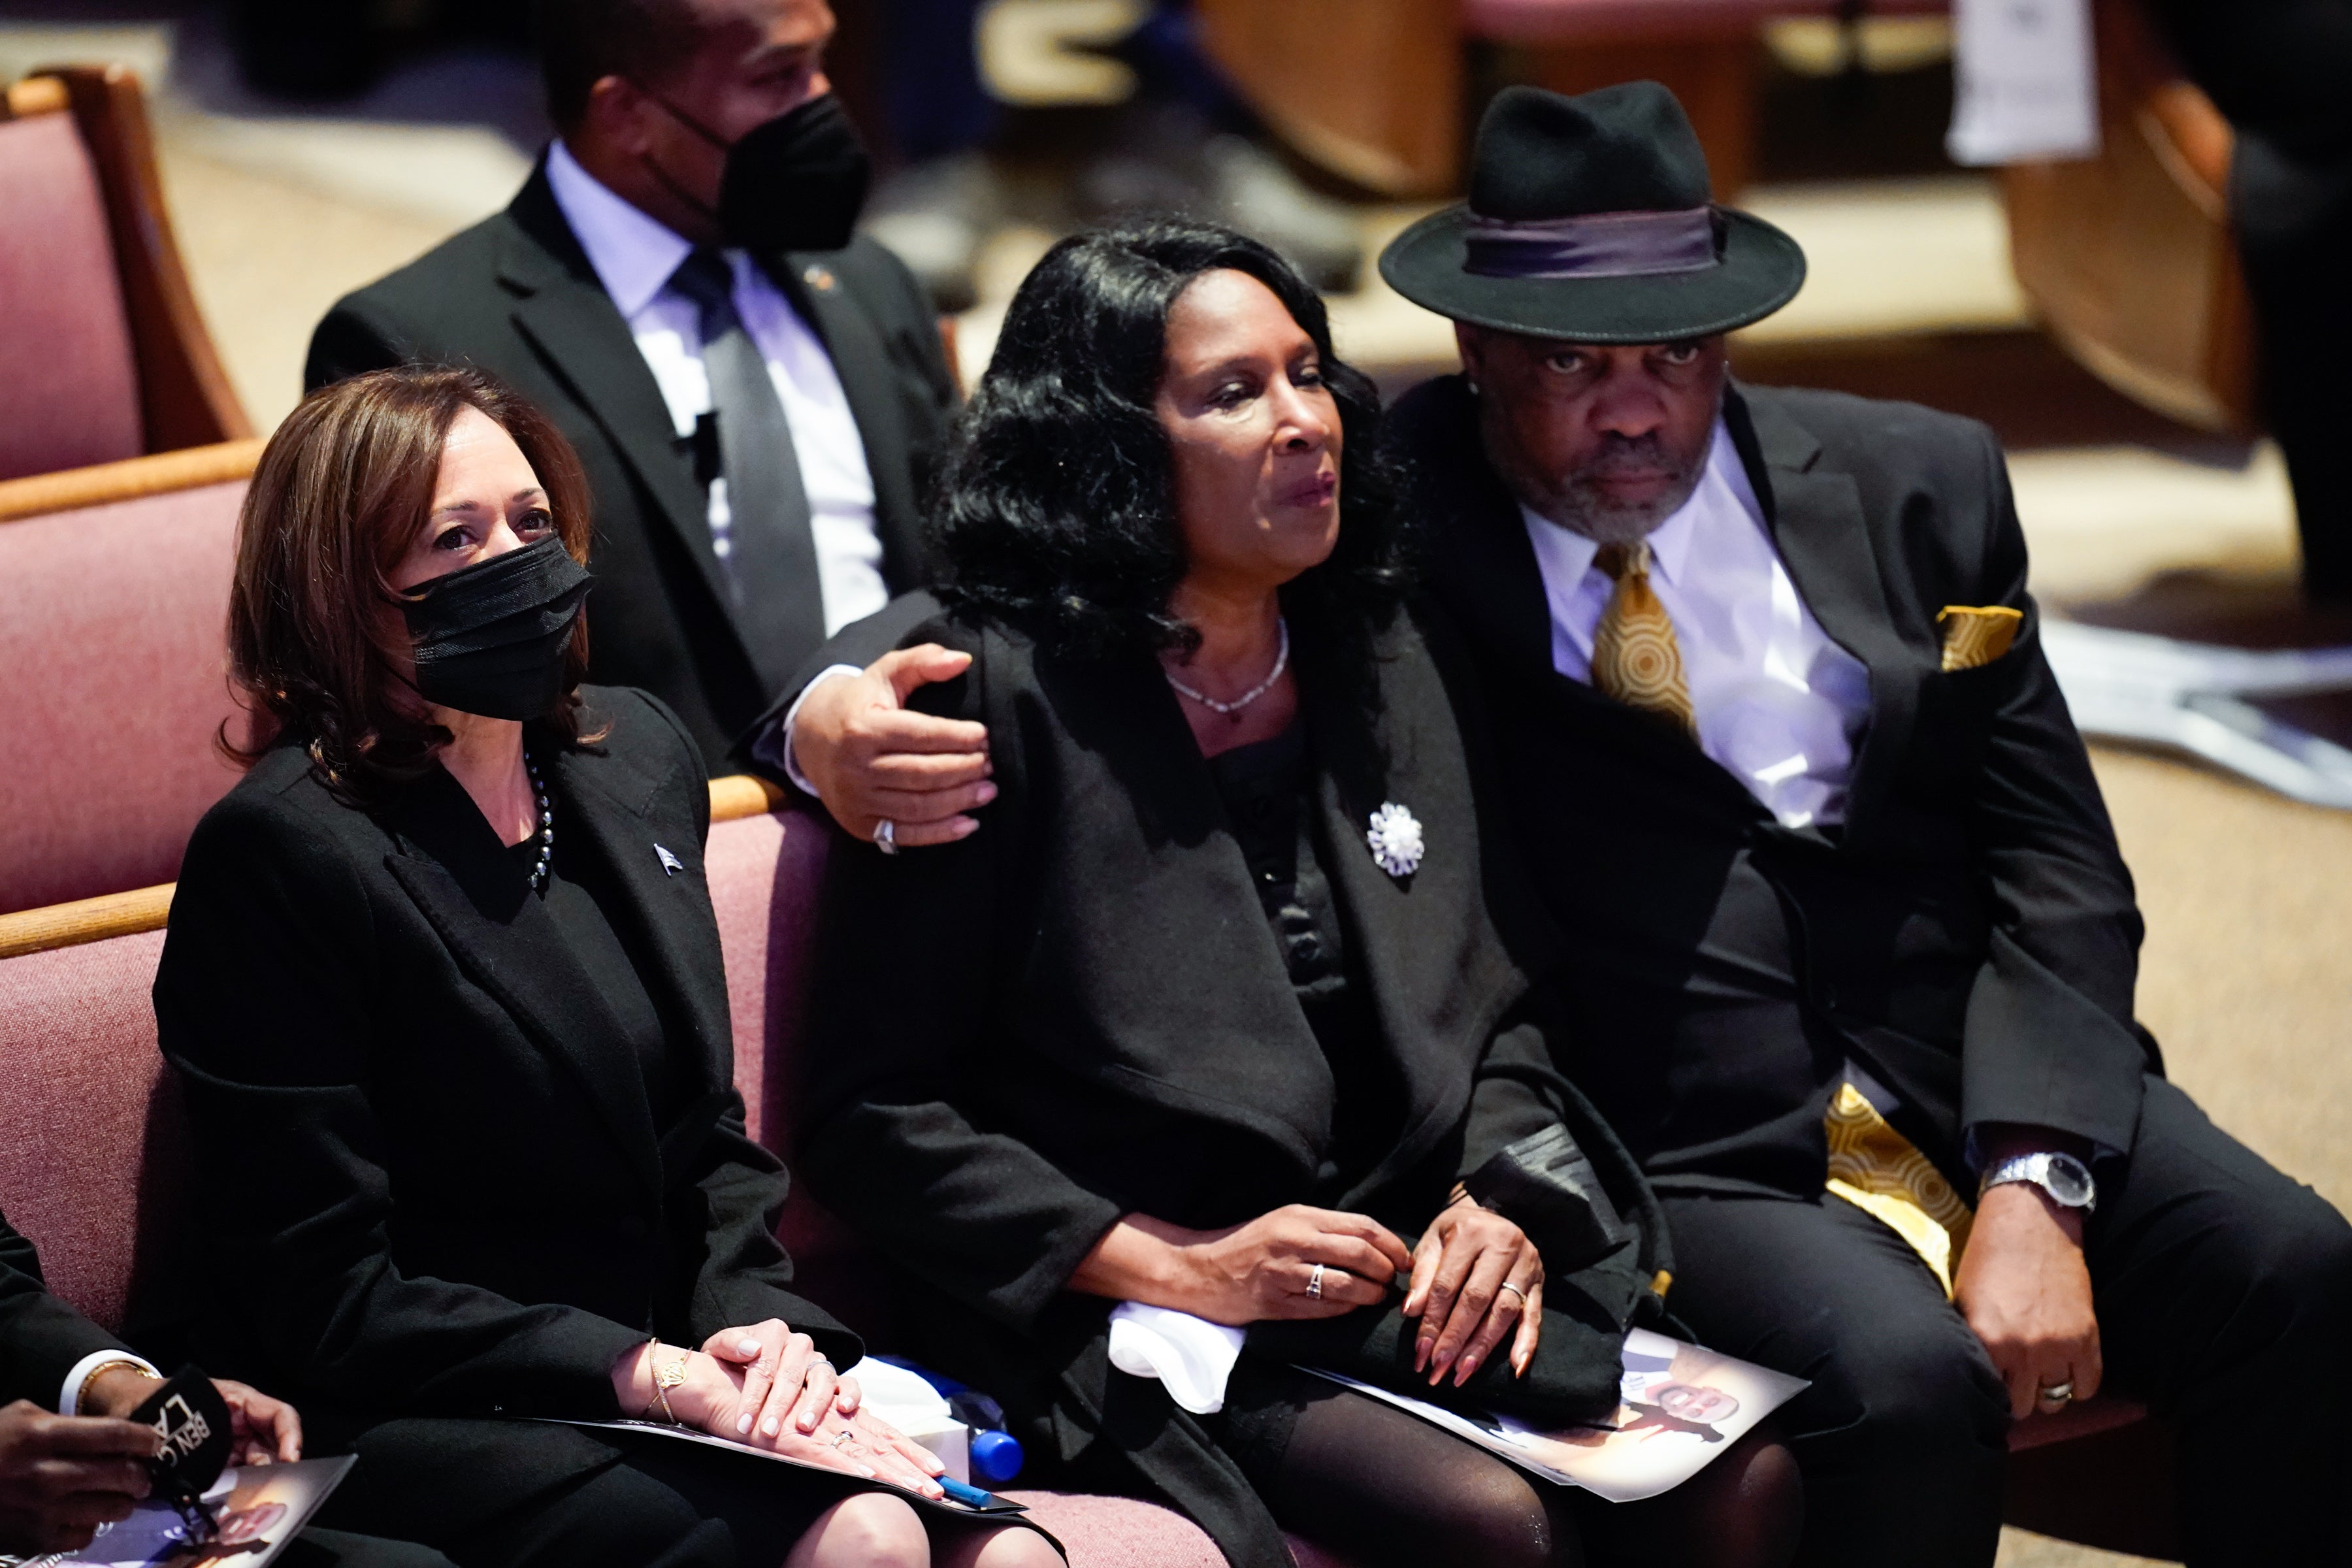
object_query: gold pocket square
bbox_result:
[1937,605,2023,672]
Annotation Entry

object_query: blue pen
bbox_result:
[937,1477,997,1508]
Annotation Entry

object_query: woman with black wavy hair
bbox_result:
[796,221,1798,1568]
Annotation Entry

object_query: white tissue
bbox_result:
[1107,1303,1248,1414]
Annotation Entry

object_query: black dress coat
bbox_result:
[1,1213,130,1409]
[304,159,959,770]
[1388,374,2158,1196]
[151,687,857,1537]
[794,606,1667,1568]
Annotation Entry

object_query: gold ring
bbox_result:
[1497,1282,1528,1307]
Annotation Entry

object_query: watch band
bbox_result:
[1980,1151,2097,1212]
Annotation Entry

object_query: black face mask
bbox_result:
[649,91,872,253]
[402,534,592,721]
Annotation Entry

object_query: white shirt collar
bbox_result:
[1516,417,1749,583]
[544,139,698,319]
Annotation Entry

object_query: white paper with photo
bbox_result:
[1304,1328,1808,1503]
[0,1455,354,1568]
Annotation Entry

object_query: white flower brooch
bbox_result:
[1365,802,1424,879]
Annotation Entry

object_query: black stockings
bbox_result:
[1249,1382,1801,1568]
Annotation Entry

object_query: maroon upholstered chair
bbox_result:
[0,448,259,915]
[0,924,189,1333]
[0,69,249,481]
[0,103,141,480]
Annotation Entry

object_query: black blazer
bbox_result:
[152,688,855,1522]
[305,159,958,770]
[795,606,1664,1567]
[1,1213,129,1409]
[1390,374,2157,1192]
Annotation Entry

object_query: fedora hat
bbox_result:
[1380,82,1806,343]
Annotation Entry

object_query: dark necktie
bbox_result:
[667,248,826,693]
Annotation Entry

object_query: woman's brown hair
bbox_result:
[225,366,597,805]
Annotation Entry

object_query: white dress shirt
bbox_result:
[1520,418,1872,828]
[545,140,890,638]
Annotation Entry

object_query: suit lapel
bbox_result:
[497,169,764,679]
[549,742,736,1105]
[1296,626,1516,1203]
[1727,387,1921,849]
[380,766,662,1198]
[772,253,925,589]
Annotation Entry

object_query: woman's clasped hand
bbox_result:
[1082,1198,1545,1382]
[1403,1197,1545,1386]
[612,1330,947,1499]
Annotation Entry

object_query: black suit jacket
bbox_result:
[1390,375,2157,1194]
[152,687,855,1522]
[306,159,958,770]
[1,1214,128,1409]
[795,605,1666,1567]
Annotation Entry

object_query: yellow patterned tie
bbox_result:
[1825,1082,1975,1296]
[1937,605,2023,672]
[1592,541,1697,737]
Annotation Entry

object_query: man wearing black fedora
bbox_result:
[746,81,2350,1567]
[1369,82,2351,1567]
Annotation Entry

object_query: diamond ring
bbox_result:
[1305,1264,1326,1300]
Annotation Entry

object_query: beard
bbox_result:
[1518,429,1708,545]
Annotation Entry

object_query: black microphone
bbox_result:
[129,1367,235,1546]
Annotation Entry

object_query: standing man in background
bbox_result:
[308,0,957,770]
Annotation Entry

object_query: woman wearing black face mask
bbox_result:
[153,368,1062,1568]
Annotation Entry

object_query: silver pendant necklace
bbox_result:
[523,748,553,891]
[1165,617,1290,721]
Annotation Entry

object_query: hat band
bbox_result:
[1463,206,1718,280]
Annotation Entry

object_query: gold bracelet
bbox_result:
[74,1358,152,1417]
[644,1344,688,1426]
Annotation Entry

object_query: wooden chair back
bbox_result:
[2001,0,2255,433]
[1193,0,1463,197]
[0,68,250,478]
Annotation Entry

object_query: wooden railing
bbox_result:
[0,774,790,960]
[0,438,265,525]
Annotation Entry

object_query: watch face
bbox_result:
[2042,1154,2095,1207]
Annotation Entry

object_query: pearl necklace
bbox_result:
[1165,617,1290,721]
[523,749,553,891]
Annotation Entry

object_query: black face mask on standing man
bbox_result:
[643,90,873,254]
[403,534,594,721]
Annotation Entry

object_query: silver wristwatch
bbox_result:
[1980,1151,2096,1212]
